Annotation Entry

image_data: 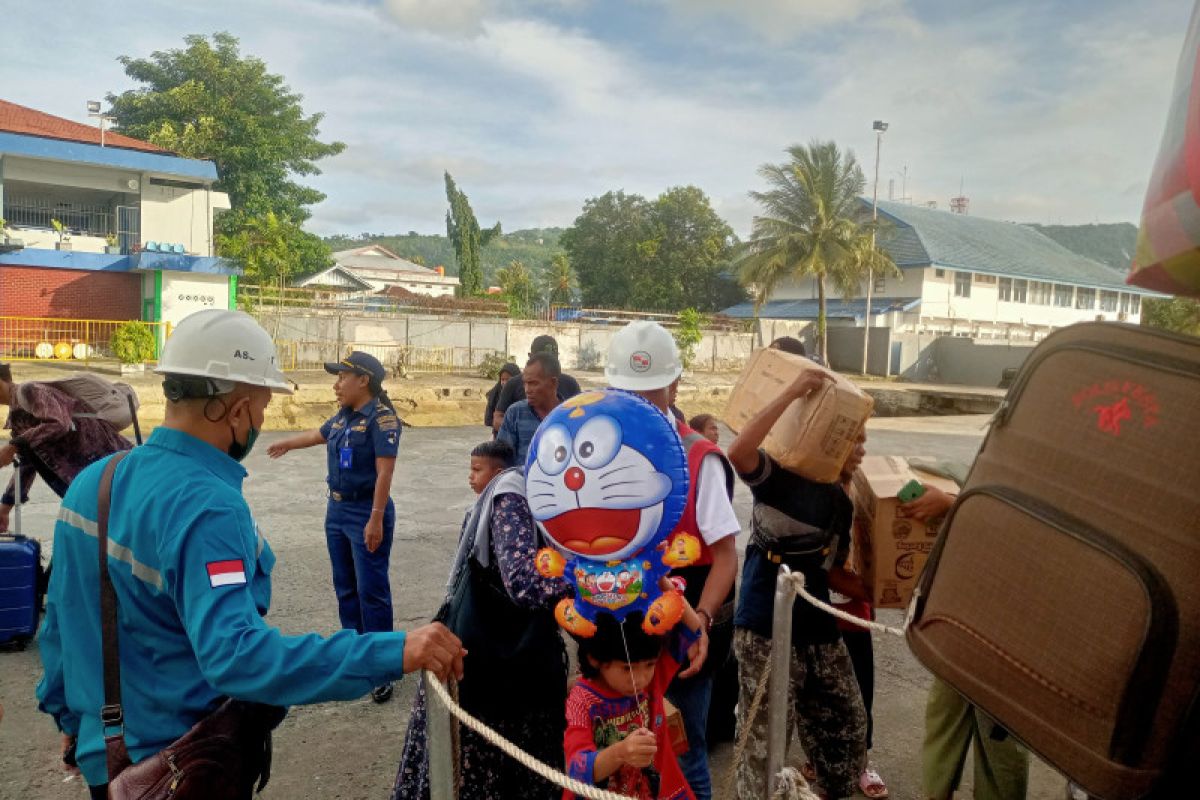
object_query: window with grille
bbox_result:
[1076,288,1096,309]
[1013,279,1028,303]
[1131,295,1141,314]
[1120,293,1131,313]
[1100,291,1119,312]
[1054,285,1074,307]
[954,271,972,298]
[935,268,945,278]
[1030,281,1051,305]
[976,274,997,284]
[999,277,1012,302]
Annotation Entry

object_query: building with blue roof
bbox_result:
[724,199,1161,342]
[0,98,239,356]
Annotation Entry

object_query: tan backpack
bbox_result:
[15,374,139,431]
[907,322,1200,800]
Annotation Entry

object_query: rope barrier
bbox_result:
[420,572,897,800]
[784,571,906,637]
[423,671,636,800]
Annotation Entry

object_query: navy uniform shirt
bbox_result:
[320,398,401,496]
[733,450,852,647]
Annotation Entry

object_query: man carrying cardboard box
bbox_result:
[727,368,871,800]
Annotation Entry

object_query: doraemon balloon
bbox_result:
[527,390,698,637]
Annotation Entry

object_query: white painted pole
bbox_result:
[766,565,796,796]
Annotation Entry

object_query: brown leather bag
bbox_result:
[907,322,1200,800]
[97,453,286,799]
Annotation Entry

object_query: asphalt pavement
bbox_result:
[0,417,1068,800]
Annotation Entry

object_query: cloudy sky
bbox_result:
[3,0,1192,237]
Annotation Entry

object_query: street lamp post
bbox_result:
[87,101,114,148]
[863,119,887,376]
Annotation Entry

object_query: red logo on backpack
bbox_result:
[1072,380,1160,436]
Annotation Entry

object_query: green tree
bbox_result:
[219,211,309,285]
[560,187,741,311]
[1143,297,1200,336]
[739,140,866,363]
[445,172,501,297]
[496,259,535,318]
[219,211,328,328]
[543,253,577,306]
[560,191,650,308]
[107,32,340,277]
[673,308,706,369]
[645,186,737,310]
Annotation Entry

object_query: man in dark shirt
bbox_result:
[496,353,561,465]
[727,369,868,800]
[491,335,581,431]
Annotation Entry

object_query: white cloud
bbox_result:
[382,0,491,37]
[0,0,1188,238]
[656,0,913,42]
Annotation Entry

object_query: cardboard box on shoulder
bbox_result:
[722,347,874,483]
[848,456,960,609]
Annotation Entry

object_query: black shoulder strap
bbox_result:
[98,452,130,736]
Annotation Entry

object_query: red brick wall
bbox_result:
[0,266,142,320]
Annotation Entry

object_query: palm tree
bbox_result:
[543,253,576,308]
[833,225,901,373]
[739,141,866,363]
[832,224,901,299]
[496,259,535,318]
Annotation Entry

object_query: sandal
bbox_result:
[860,767,888,799]
[801,762,818,782]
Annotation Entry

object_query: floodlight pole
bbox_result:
[863,120,887,376]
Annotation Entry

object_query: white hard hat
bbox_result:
[155,309,293,394]
[605,321,683,391]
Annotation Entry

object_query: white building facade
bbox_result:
[734,200,1159,342]
[297,245,459,299]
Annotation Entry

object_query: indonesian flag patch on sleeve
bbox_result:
[206,559,247,588]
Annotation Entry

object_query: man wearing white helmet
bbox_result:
[36,309,464,800]
[605,320,740,800]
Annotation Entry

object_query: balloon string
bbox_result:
[618,621,649,730]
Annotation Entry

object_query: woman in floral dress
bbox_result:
[392,440,568,800]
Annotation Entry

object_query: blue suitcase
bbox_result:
[1,463,42,648]
[0,534,40,647]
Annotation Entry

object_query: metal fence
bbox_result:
[273,338,503,375]
[240,284,508,317]
[0,316,169,363]
[3,198,115,238]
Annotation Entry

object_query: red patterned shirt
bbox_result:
[563,625,698,800]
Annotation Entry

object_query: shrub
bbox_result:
[110,322,156,364]
[673,308,706,369]
[577,339,603,371]
[477,351,517,379]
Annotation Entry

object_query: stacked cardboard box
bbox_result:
[723,347,874,483]
[848,456,960,609]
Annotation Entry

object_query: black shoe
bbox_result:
[372,683,393,704]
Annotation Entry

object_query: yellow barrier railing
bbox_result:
[0,316,170,364]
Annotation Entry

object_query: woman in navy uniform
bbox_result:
[268,351,402,702]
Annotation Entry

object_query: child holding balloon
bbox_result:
[564,588,708,800]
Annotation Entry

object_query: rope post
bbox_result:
[425,673,457,800]
[767,564,796,797]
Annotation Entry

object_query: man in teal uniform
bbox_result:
[36,309,464,799]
